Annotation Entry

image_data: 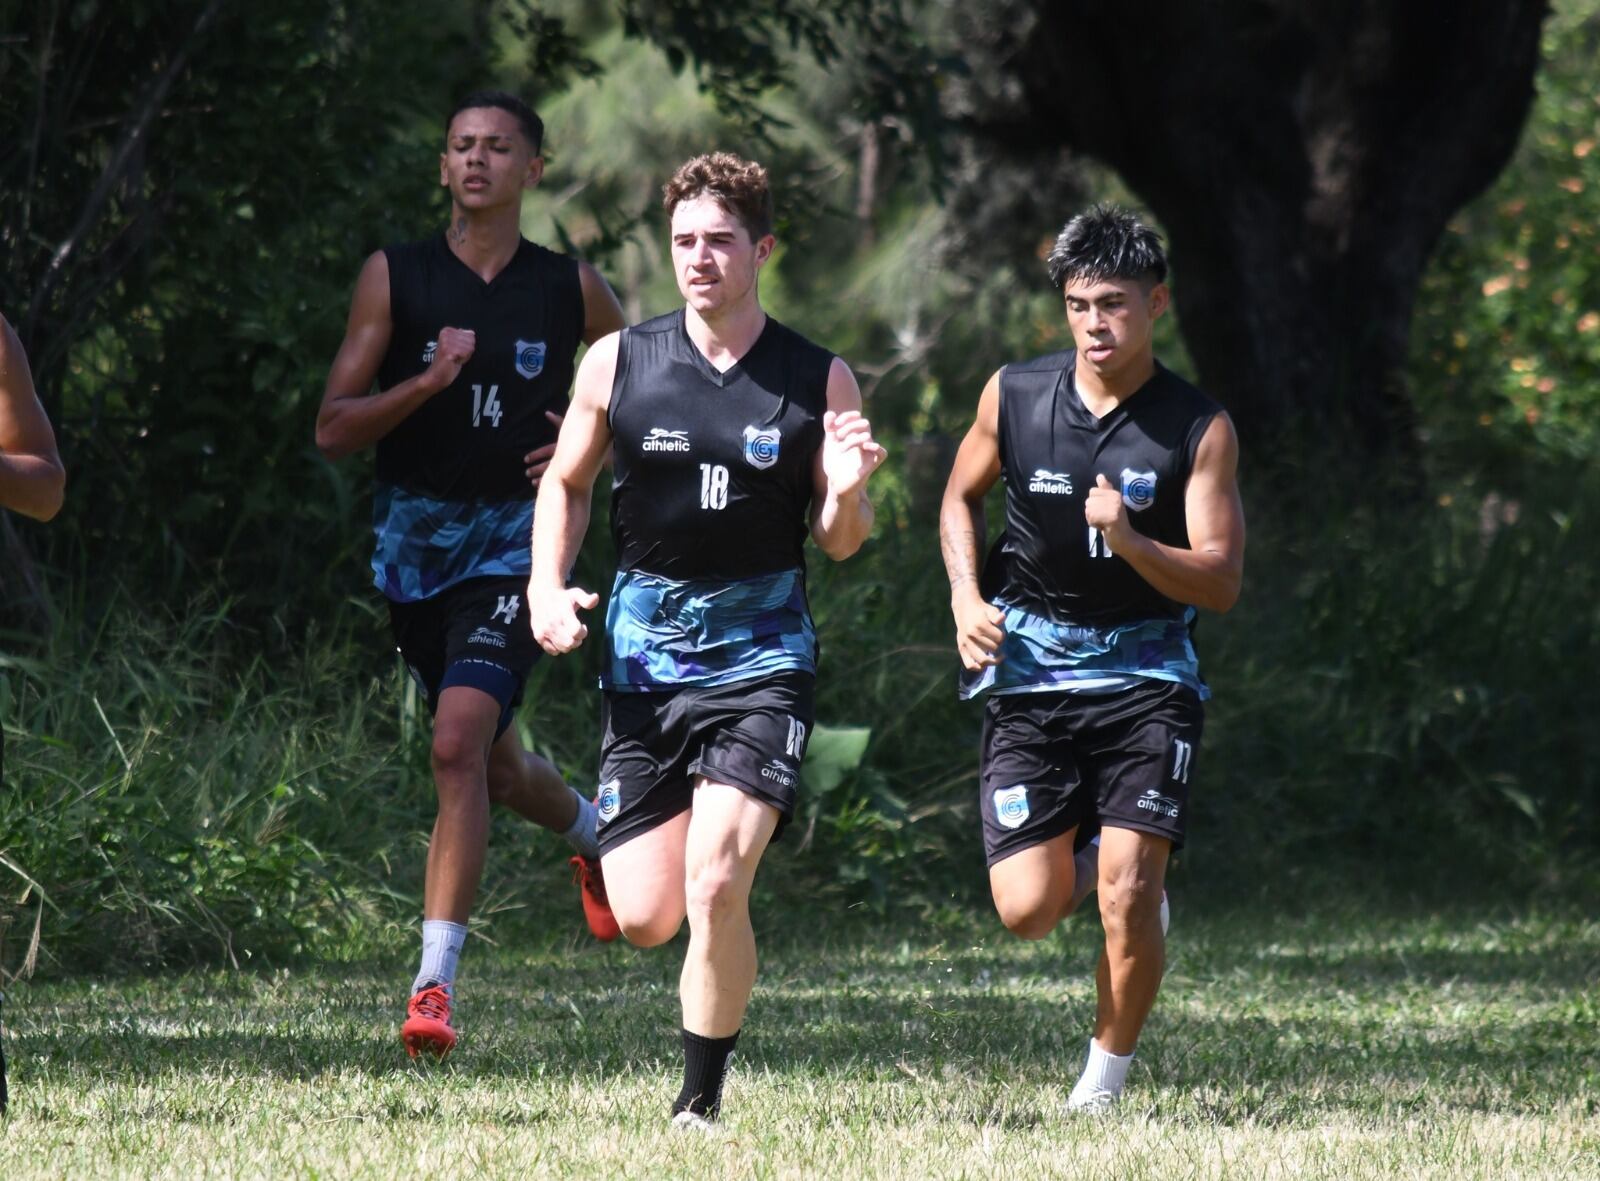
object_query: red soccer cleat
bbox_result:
[570,855,621,943]
[401,984,457,1059]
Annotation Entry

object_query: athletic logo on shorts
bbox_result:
[761,759,796,788]
[993,784,1030,830]
[467,627,507,649]
[1120,468,1158,511]
[1136,788,1181,819]
[597,779,621,822]
[743,425,781,470]
[514,339,546,380]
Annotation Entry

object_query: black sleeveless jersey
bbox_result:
[375,235,584,502]
[982,351,1222,627]
[608,310,832,580]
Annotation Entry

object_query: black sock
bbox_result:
[672,1028,739,1119]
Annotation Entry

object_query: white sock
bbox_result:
[561,791,599,859]
[1071,1037,1133,1100]
[413,919,467,995]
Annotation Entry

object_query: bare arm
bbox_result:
[313,252,471,460]
[1084,412,1245,613]
[0,315,66,521]
[809,357,886,561]
[579,261,626,345]
[522,260,627,486]
[527,331,619,654]
[939,370,1007,670]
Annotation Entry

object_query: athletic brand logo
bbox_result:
[643,427,692,452]
[1028,469,1075,495]
[743,425,781,470]
[490,594,520,624]
[1121,468,1158,511]
[761,759,796,788]
[596,779,621,822]
[993,784,1030,830]
[467,627,507,649]
[785,717,807,759]
[422,340,438,365]
[1136,788,1182,819]
[514,339,546,380]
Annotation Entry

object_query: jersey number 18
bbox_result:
[699,463,729,510]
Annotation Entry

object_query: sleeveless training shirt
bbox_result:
[370,235,584,601]
[960,351,1221,700]
[602,309,832,690]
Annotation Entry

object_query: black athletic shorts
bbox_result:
[596,670,815,855]
[387,575,539,740]
[979,679,1203,866]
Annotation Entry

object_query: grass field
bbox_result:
[2,902,1596,1179]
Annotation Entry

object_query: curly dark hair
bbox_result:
[662,152,774,240]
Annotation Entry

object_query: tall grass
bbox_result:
[3,470,1596,976]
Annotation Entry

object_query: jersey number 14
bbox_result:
[472,384,502,428]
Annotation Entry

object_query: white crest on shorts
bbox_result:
[514,339,546,380]
[597,779,621,822]
[993,784,1030,830]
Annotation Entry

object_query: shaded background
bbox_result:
[1,0,1596,972]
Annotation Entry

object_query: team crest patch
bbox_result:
[1120,468,1158,511]
[993,784,1030,830]
[743,425,781,470]
[514,339,546,380]
[597,779,622,822]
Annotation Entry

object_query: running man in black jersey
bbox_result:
[1,312,67,794]
[315,92,626,1059]
[941,206,1244,1111]
[528,153,885,1128]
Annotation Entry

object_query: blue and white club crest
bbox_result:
[1120,468,1158,511]
[596,779,622,823]
[993,784,1030,830]
[743,424,781,470]
[514,339,546,380]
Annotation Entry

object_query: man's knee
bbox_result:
[1098,870,1163,936]
[684,861,748,930]
[994,892,1059,941]
[618,910,683,948]
[431,722,489,784]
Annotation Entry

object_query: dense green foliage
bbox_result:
[2,2,1597,973]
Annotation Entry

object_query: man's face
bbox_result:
[1062,275,1168,383]
[439,107,542,210]
[669,195,773,316]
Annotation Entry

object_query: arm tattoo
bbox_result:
[940,516,983,591]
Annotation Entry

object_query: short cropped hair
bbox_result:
[1046,205,1168,290]
[446,91,544,155]
[662,153,774,241]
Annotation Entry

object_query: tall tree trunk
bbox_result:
[974,0,1548,467]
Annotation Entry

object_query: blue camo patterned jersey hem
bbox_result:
[959,601,1209,701]
[603,568,815,691]
[372,482,533,602]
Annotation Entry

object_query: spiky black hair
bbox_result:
[1045,205,1167,290]
[446,91,544,155]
